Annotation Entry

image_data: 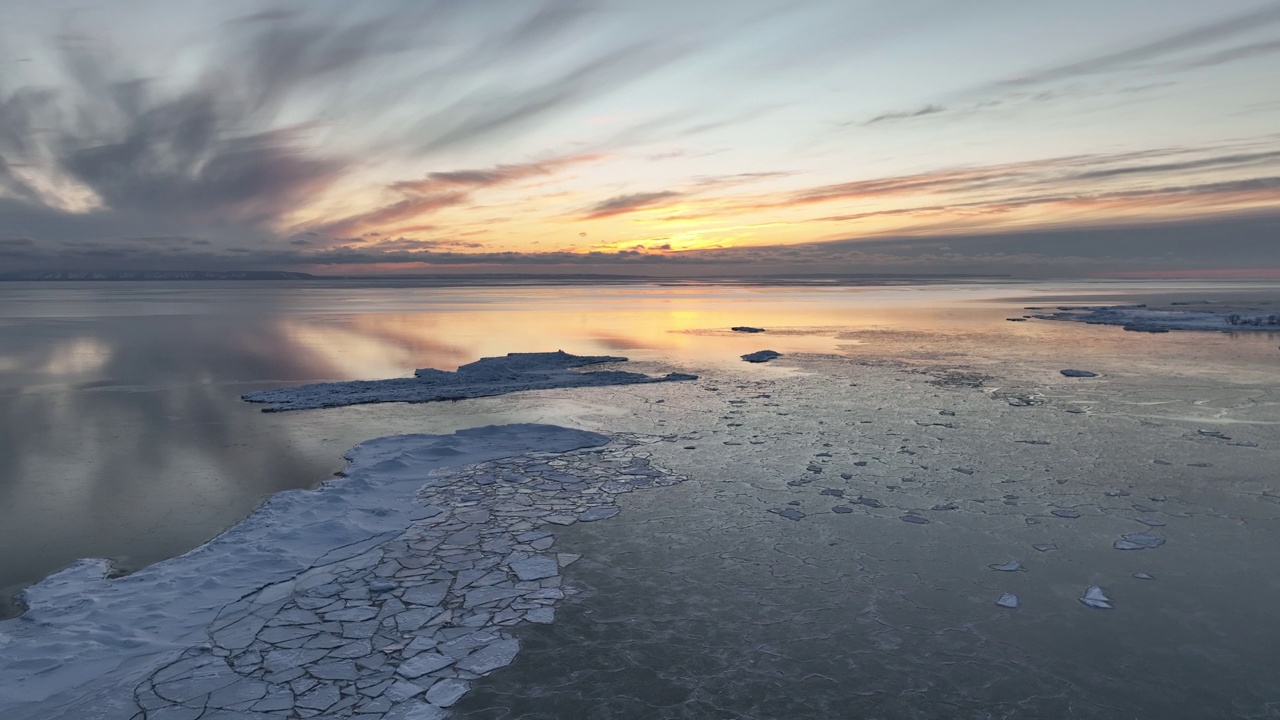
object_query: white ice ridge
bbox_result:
[241,350,698,412]
[0,424,686,720]
[1032,305,1280,333]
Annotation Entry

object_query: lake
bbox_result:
[2,278,1279,718]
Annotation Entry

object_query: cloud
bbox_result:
[315,192,472,238]
[1176,37,1280,70]
[865,104,946,125]
[999,4,1280,87]
[404,42,682,154]
[318,153,602,237]
[0,13,407,230]
[0,4,692,255]
[580,191,683,220]
[391,154,602,193]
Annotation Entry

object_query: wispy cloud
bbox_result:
[318,153,602,237]
[999,3,1280,87]
[864,104,946,125]
[580,191,683,220]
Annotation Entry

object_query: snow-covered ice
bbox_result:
[0,424,689,720]
[241,351,697,412]
[1034,305,1280,333]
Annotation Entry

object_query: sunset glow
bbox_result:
[1,1,1278,276]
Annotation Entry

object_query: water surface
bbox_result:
[2,279,1278,617]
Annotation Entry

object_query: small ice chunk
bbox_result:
[1135,517,1165,527]
[1051,509,1081,518]
[995,593,1019,608]
[989,560,1023,572]
[509,556,559,582]
[424,678,469,708]
[578,507,619,522]
[931,503,959,511]
[741,350,782,363]
[900,513,929,524]
[1079,586,1112,609]
[1060,369,1098,378]
[1114,531,1165,550]
[1032,543,1057,552]
[397,653,454,679]
[769,507,805,521]
[1133,572,1155,580]
[456,638,520,674]
[832,505,853,514]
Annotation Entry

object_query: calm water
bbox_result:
[2,278,1278,618]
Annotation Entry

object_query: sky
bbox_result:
[1,0,1278,277]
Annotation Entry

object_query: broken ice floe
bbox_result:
[741,350,782,363]
[242,351,697,412]
[0,426,688,720]
[995,593,1019,609]
[1079,586,1113,609]
[1034,304,1280,333]
[1114,531,1165,550]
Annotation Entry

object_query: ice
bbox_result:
[455,638,520,674]
[1079,586,1113,609]
[1051,509,1081,518]
[995,593,1019,609]
[1114,532,1165,550]
[509,557,559,582]
[242,351,697,411]
[900,513,930,524]
[0,424,607,719]
[1060,369,1098,378]
[578,506,620,522]
[1035,305,1280,333]
[397,653,454,679]
[741,350,782,363]
[1032,543,1057,552]
[424,678,469,707]
[989,560,1024,572]
[769,508,805,521]
[1133,573,1155,580]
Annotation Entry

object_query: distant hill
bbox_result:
[0,270,316,281]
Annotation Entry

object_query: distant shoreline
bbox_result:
[0,271,1012,286]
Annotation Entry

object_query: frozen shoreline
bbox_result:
[0,424,687,720]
